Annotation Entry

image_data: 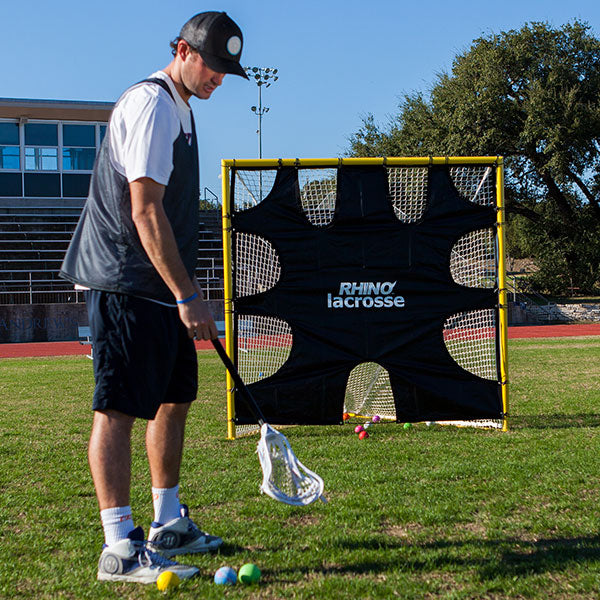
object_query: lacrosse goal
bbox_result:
[221,157,509,438]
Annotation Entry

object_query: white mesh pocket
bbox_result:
[234,169,277,210]
[450,228,496,288]
[386,167,428,223]
[449,166,495,207]
[235,233,280,297]
[344,362,395,419]
[443,309,497,380]
[298,168,337,226]
[237,316,293,384]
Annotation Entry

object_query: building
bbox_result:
[0,98,223,343]
[0,97,113,209]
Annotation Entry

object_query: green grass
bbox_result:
[1,337,600,598]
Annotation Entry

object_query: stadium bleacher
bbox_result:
[0,206,224,305]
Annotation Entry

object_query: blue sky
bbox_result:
[3,0,599,196]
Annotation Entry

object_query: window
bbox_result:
[63,124,95,146]
[0,122,19,144]
[24,173,60,197]
[24,123,58,146]
[24,123,58,172]
[62,124,96,171]
[63,173,91,197]
[0,122,20,170]
[25,147,58,171]
[0,119,105,197]
[0,147,19,169]
[63,148,95,170]
[0,172,22,195]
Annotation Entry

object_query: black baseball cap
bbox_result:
[179,11,248,79]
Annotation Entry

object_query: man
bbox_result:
[60,11,248,584]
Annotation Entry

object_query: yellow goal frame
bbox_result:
[220,157,509,438]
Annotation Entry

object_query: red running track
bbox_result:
[0,339,216,358]
[1,324,599,359]
[507,323,600,339]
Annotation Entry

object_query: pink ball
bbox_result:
[372,415,381,423]
[354,425,364,434]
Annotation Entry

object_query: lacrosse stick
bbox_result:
[212,339,326,506]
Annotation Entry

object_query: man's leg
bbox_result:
[90,407,199,583]
[89,409,136,510]
[146,402,223,556]
[146,402,190,490]
[146,402,190,525]
[89,409,137,547]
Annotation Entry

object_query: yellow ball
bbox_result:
[156,570,181,591]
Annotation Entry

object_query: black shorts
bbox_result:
[85,290,198,420]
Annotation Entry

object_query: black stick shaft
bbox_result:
[211,339,266,426]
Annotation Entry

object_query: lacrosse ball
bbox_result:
[403,422,413,429]
[363,422,371,429]
[426,421,434,426]
[238,563,261,584]
[156,571,180,591]
[354,425,364,434]
[342,412,350,421]
[358,430,369,440]
[214,566,237,585]
[372,415,381,423]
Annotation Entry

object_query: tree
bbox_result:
[349,21,600,295]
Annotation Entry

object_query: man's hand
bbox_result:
[178,281,218,340]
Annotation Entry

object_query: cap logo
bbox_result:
[226,36,242,56]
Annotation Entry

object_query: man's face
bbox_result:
[180,46,226,100]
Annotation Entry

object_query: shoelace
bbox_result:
[185,518,208,538]
[136,542,177,569]
[179,506,212,539]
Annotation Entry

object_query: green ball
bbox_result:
[403,422,413,429]
[238,563,261,584]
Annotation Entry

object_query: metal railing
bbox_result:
[505,275,577,323]
[0,258,225,305]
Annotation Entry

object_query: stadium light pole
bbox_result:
[245,66,279,159]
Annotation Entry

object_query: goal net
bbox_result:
[222,158,508,438]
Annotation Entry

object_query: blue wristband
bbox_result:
[176,292,198,305]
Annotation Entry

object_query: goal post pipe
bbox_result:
[221,156,504,168]
[221,160,236,440]
[495,159,510,431]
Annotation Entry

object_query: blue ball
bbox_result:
[214,566,237,585]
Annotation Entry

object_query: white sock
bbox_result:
[100,506,134,547]
[152,485,181,526]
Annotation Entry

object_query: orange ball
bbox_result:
[358,430,369,440]
[342,412,350,421]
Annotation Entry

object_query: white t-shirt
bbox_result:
[108,71,193,184]
[74,72,195,305]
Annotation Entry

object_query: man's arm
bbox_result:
[130,177,217,340]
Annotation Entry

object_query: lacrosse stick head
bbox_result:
[256,424,325,506]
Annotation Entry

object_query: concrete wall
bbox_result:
[509,301,600,324]
[0,301,224,343]
[3,300,596,342]
[0,303,88,343]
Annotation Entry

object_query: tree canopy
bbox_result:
[348,20,600,295]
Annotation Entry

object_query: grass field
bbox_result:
[1,337,600,599]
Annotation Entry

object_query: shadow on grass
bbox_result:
[272,534,600,581]
[511,414,600,429]
[213,542,248,556]
[263,414,600,436]
[477,535,600,579]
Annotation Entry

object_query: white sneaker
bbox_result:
[97,526,199,583]
[149,504,223,557]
